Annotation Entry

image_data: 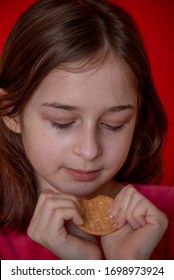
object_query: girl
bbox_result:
[0,0,173,259]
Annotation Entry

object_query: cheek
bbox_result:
[105,131,134,170]
[21,129,61,170]
[107,143,130,168]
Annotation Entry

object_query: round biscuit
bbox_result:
[78,195,116,236]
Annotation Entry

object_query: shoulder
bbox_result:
[0,230,19,259]
[133,184,174,214]
[0,230,59,260]
[134,184,174,259]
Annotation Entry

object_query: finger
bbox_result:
[121,188,164,229]
[28,195,83,238]
[109,185,136,219]
[33,191,84,220]
[45,207,84,238]
[112,208,127,229]
[124,194,147,229]
[110,185,147,229]
[28,208,84,243]
[29,206,84,243]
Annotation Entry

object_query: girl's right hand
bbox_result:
[27,189,102,259]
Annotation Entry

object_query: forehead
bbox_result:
[32,57,138,107]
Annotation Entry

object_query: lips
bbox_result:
[65,167,101,181]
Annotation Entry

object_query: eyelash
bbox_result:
[51,121,75,129]
[103,124,125,133]
[51,121,125,133]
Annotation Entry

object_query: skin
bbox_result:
[3,57,168,259]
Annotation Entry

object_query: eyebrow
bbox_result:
[41,102,79,111]
[41,102,135,112]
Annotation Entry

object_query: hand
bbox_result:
[101,185,168,259]
[27,189,102,259]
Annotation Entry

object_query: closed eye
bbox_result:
[50,121,125,132]
[102,123,125,132]
[50,121,75,129]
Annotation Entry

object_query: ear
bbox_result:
[0,88,21,134]
[3,115,21,134]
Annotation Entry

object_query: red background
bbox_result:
[0,0,173,185]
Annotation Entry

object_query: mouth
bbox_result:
[64,167,101,181]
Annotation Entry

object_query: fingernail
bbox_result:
[108,208,117,218]
[113,220,120,228]
[132,224,141,230]
[109,213,114,218]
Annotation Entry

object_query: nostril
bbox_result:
[73,133,102,160]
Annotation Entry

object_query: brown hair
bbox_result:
[0,0,167,232]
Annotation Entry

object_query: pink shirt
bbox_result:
[0,184,174,260]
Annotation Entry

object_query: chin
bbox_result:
[65,185,99,198]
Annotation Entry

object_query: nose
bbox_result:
[73,126,102,161]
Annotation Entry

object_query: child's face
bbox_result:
[19,58,138,197]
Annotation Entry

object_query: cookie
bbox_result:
[78,195,116,236]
